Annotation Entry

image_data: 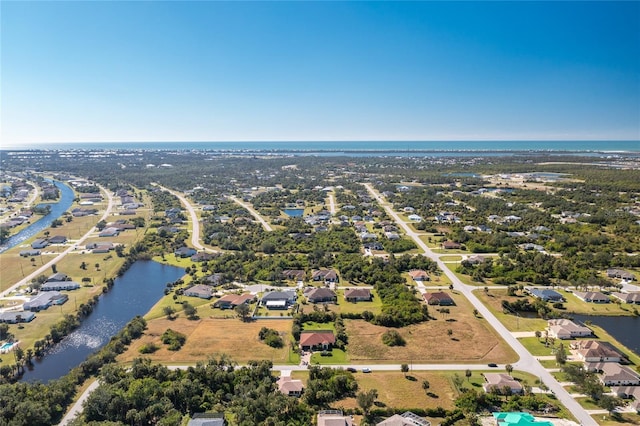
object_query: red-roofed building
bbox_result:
[299,331,335,351]
[423,292,455,306]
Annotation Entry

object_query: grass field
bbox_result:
[518,336,559,357]
[474,289,548,332]
[440,255,463,262]
[118,317,295,364]
[592,413,640,426]
[310,348,347,364]
[556,289,633,317]
[345,292,517,364]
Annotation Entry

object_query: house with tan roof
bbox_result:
[213,293,255,309]
[408,270,429,282]
[312,269,339,283]
[589,363,640,386]
[304,287,337,304]
[423,292,454,306]
[376,411,430,426]
[612,292,640,304]
[483,373,523,394]
[299,331,335,351]
[282,269,306,281]
[277,376,304,397]
[317,410,353,426]
[571,340,626,363]
[344,288,372,302]
[442,241,461,250]
[546,319,592,340]
[573,291,610,303]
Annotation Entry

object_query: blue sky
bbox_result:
[2,1,639,144]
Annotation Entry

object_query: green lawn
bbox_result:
[334,289,382,314]
[575,398,602,410]
[310,348,348,364]
[557,290,633,317]
[473,289,548,332]
[518,336,557,356]
[440,255,462,262]
[302,321,336,331]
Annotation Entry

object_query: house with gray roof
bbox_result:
[261,290,297,309]
[525,287,563,302]
[23,291,68,311]
[184,284,213,299]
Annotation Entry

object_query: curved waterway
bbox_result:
[22,260,185,383]
[0,180,75,253]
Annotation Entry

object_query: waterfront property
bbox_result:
[524,287,563,302]
[546,319,592,340]
[23,291,68,311]
[571,340,626,363]
[573,291,609,303]
[183,284,213,299]
[31,238,48,249]
[174,246,197,258]
[40,281,81,291]
[0,311,35,324]
[612,292,640,304]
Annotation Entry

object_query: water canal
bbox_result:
[0,181,76,253]
[22,260,185,382]
[572,314,640,357]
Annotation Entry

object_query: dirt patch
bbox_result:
[119,317,293,364]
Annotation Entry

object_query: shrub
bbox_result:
[161,329,186,351]
[381,330,406,346]
[139,343,159,354]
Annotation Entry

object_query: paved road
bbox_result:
[362,183,597,426]
[327,192,337,215]
[1,185,115,298]
[58,380,100,426]
[155,185,213,252]
[229,196,273,231]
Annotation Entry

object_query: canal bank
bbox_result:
[21,260,185,382]
[0,180,75,253]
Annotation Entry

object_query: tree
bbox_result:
[535,330,542,340]
[505,364,513,374]
[51,263,57,274]
[356,389,378,417]
[80,261,87,270]
[465,369,472,381]
[447,328,453,338]
[598,394,623,415]
[422,380,430,395]
[401,363,409,377]
[555,343,567,365]
[182,302,198,320]
[235,303,252,322]
[163,306,176,320]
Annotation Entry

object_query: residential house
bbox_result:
[423,292,455,306]
[48,235,67,244]
[213,293,255,309]
[483,373,523,394]
[407,214,422,222]
[312,269,339,283]
[282,269,306,281]
[364,242,383,251]
[204,273,226,286]
[47,272,69,282]
[191,252,218,262]
[572,340,626,363]
[0,311,35,324]
[376,411,430,426]
[611,386,640,413]
[174,247,197,258]
[546,319,592,340]
[19,249,41,257]
[317,410,353,426]
[384,232,400,240]
[492,412,553,426]
[277,377,304,397]
[408,270,429,282]
[466,255,487,264]
[184,284,213,299]
[612,292,640,304]
[591,363,640,386]
[23,291,68,311]
[31,238,48,249]
[186,413,226,426]
[304,287,337,303]
[261,290,297,310]
[607,269,636,281]
[573,291,610,304]
[40,281,81,291]
[524,287,564,302]
[442,241,461,250]
[300,331,336,351]
[344,288,372,302]
[99,227,120,237]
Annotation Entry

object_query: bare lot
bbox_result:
[119,317,294,364]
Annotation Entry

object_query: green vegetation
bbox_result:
[160,328,186,351]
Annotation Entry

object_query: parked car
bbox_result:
[362,368,372,373]
[487,363,498,368]
[346,367,357,373]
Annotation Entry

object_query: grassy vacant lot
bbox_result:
[346,293,517,364]
[518,336,559,357]
[592,413,640,426]
[474,288,548,332]
[440,255,462,262]
[119,317,295,364]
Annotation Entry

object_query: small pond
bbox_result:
[283,209,304,217]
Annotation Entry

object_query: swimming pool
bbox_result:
[0,342,15,352]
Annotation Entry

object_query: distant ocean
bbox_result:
[3,140,639,154]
